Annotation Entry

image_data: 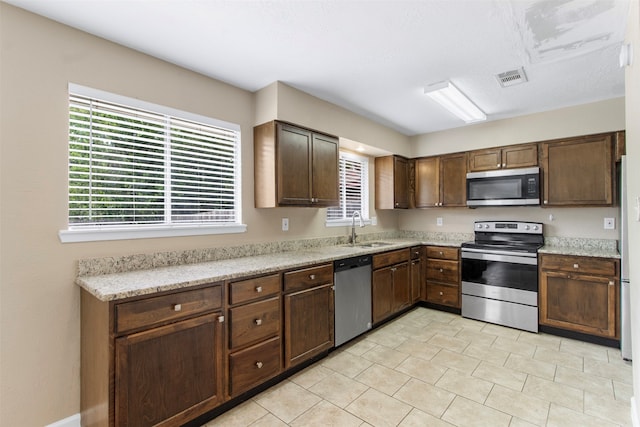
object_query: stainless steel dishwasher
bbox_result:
[334,255,372,347]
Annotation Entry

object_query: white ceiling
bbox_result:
[4,0,630,136]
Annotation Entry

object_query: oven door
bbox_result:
[461,250,538,293]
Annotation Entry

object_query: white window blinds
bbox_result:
[327,152,369,221]
[68,86,241,229]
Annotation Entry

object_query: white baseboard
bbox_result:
[45,413,80,427]
[632,396,640,427]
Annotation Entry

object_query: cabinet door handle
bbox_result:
[218,316,225,323]
[256,361,263,369]
[609,281,615,286]
[173,303,182,312]
[309,274,316,280]
[502,163,506,168]
[439,251,443,255]
[391,267,397,272]
[544,200,548,204]
[497,163,501,167]
[439,291,443,296]
[255,318,263,326]
[255,286,263,293]
[573,264,579,269]
[439,268,444,273]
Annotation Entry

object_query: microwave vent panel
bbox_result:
[496,68,528,88]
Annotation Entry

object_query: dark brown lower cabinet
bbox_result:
[372,249,410,324]
[114,313,224,427]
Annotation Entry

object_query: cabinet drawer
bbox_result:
[410,246,423,260]
[229,297,281,349]
[284,264,333,293]
[115,285,222,334]
[426,246,459,261]
[426,282,459,307]
[229,336,281,396]
[540,255,618,277]
[373,249,410,269]
[426,259,459,283]
[229,274,280,305]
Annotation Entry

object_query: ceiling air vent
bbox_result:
[496,68,528,88]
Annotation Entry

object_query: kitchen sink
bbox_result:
[357,241,392,248]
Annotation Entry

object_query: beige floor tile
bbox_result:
[365,328,408,348]
[396,325,437,342]
[455,328,498,347]
[485,384,550,426]
[492,336,537,358]
[361,344,410,369]
[394,378,456,418]
[427,333,469,353]
[472,360,527,391]
[308,371,369,408]
[448,316,487,331]
[533,346,583,370]
[508,417,538,427]
[394,338,440,360]
[481,323,522,340]
[398,408,456,427]
[431,348,481,375]
[343,337,378,356]
[204,400,268,426]
[290,400,364,427]
[463,343,510,366]
[395,355,447,384]
[547,403,620,427]
[504,353,556,380]
[435,368,494,403]
[608,347,627,364]
[321,350,373,378]
[427,321,463,337]
[554,365,615,397]
[560,338,609,361]
[254,381,322,423]
[355,363,410,395]
[346,388,412,427]
[289,364,333,389]
[522,375,584,412]
[584,390,633,426]
[584,357,633,384]
[614,380,634,402]
[441,396,511,427]
[517,331,562,351]
[422,309,459,323]
[249,413,289,427]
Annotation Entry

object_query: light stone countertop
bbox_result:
[539,236,620,259]
[79,238,468,302]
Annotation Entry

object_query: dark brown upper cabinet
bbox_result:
[375,155,409,209]
[414,152,467,208]
[468,143,538,172]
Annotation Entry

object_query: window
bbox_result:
[326,151,369,225]
[59,84,244,243]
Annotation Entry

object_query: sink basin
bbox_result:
[357,241,393,248]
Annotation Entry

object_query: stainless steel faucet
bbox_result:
[350,211,364,245]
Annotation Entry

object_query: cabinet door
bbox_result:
[410,258,423,303]
[115,313,223,427]
[540,270,618,338]
[311,133,339,206]
[468,148,502,172]
[372,267,394,323]
[277,123,312,205]
[540,134,613,206]
[392,262,411,311]
[440,153,467,207]
[414,157,439,208]
[394,156,409,208]
[284,283,334,369]
[502,144,538,169]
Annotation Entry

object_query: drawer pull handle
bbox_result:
[255,318,263,326]
[573,264,579,269]
[218,316,225,323]
[609,281,614,286]
[255,286,263,293]
[439,251,443,255]
[173,304,182,312]
[309,274,316,280]
[439,291,443,296]
[439,268,444,273]
[256,361,263,369]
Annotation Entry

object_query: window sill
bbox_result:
[59,223,247,243]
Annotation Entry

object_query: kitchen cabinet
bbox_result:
[375,155,409,209]
[227,274,282,397]
[425,246,460,308]
[468,143,538,172]
[283,264,334,369]
[254,120,339,207]
[82,283,225,427]
[539,254,619,339]
[539,133,614,206]
[410,246,424,303]
[414,152,467,208]
[372,249,410,323]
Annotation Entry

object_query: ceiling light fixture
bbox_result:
[424,81,487,123]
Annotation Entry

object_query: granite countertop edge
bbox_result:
[538,245,620,259]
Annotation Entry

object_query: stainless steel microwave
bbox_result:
[466,167,540,207]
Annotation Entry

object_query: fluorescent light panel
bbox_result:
[424,81,486,123]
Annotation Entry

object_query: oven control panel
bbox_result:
[474,221,543,234]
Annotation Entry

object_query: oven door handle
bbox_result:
[461,250,538,265]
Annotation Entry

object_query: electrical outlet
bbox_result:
[371,217,377,226]
[436,217,443,226]
[282,218,289,231]
[604,217,615,230]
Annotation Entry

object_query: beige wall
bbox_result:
[624,0,640,423]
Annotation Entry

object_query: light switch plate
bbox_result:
[436,217,443,226]
[604,217,615,230]
[282,218,289,231]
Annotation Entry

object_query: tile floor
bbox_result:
[204,307,634,427]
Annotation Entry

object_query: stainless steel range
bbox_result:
[461,221,543,333]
